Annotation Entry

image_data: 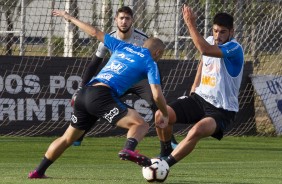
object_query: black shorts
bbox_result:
[71,85,128,131]
[170,93,236,140]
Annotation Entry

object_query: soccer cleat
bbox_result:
[72,141,81,146]
[28,170,48,179]
[118,149,152,167]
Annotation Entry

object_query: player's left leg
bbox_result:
[155,105,178,159]
[128,80,179,149]
[28,125,85,179]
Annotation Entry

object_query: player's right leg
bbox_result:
[165,117,217,167]
[116,108,151,167]
[28,125,85,179]
[155,105,177,159]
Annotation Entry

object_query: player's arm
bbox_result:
[81,39,110,86]
[81,55,103,86]
[150,84,169,128]
[182,4,222,57]
[52,10,104,43]
[190,59,202,94]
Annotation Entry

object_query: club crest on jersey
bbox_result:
[103,107,119,123]
[105,61,127,74]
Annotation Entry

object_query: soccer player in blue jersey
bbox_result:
[28,10,169,179]
[155,4,244,167]
[71,6,178,148]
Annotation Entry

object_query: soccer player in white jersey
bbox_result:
[72,6,178,147]
[155,4,244,167]
[28,9,169,179]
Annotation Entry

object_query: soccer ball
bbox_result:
[142,158,169,182]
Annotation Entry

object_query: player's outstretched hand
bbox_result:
[182,4,196,26]
[52,10,71,21]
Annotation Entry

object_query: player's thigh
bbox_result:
[169,94,204,124]
[116,108,145,129]
[189,117,217,138]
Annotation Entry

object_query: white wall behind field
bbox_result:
[1,0,178,43]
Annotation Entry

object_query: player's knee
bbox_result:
[61,136,77,146]
[137,121,149,135]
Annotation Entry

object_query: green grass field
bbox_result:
[0,136,281,184]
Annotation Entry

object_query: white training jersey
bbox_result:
[195,36,244,112]
[95,28,148,58]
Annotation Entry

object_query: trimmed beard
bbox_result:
[117,26,131,34]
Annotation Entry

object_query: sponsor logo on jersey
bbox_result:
[103,107,119,123]
[201,75,216,87]
[97,73,113,81]
[123,47,145,57]
[118,53,135,62]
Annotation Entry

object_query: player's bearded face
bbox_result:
[212,25,233,45]
[116,13,133,33]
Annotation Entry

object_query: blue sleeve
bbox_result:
[103,34,124,52]
[219,41,242,58]
[147,61,161,85]
[219,41,244,77]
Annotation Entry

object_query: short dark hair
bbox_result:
[116,6,133,17]
[213,12,234,30]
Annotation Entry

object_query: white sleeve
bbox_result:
[95,42,109,58]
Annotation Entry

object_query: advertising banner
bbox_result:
[0,56,254,136]
[250,75,282,135]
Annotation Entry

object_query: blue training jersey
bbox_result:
[87,34,161,97]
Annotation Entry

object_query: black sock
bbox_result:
[36,156,53,175]
[124,138,138,151]
[171,134,178,144]
[160,140,173,157]
[165,155,177,167]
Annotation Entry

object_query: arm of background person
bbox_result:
[52,10,104,43]
[80,55,103,86]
